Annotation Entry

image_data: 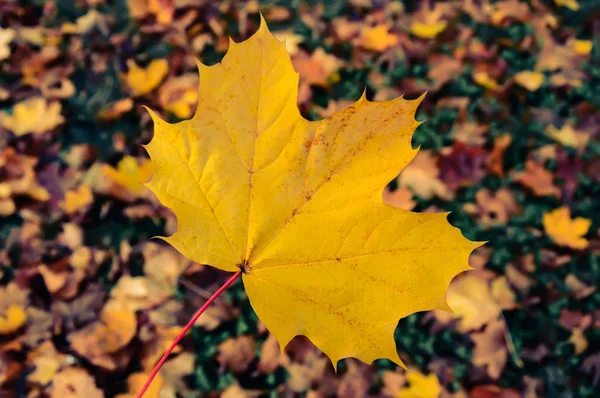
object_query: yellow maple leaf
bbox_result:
[473,71,500,91]
[555,0,580,11]
[357,24,399,52]
[513,71,544,91]
[144,17,481,369]
[571,39,592,55]
[543,206,591,249]
[410,21,447,39]
[545,123,589,151]
[0,96,64,136]
[0,304,27,334]
[60,185,93,214]
[125,59,169,97]
[103,156,153,195]
[397,369,441,397]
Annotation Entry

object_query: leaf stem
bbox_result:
[136,271,242,398]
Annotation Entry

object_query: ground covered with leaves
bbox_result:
[0,0,599,397]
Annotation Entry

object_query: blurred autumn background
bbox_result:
[0,0,599,397]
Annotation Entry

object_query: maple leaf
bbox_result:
[0,96,64,136]
[125,59,169,97]
[144,17,481,369]
[543,206,591,250]
[397,369,441,397]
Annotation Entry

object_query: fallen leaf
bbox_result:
[565,274,596,299]
[0,28,15,61]
[217,336,257,374]
[0,148,51,202]
[0,305,27,335]
[554,0,580,11]
[435,271,501,332]
[489,0,531,26]
[0,97,64,136]
[61,10,108,34]
[0,283,29,335]
[273,30,304,55]
[97,98,134,121]
[514,71,544,91]
[486,134,512,177]
[543,206,591,249]
[569,329,588,354]
[125,59,169,97]
[60,185,93,215]
[398,369,441,397]
[292,49,342,86]
[258,333,281,373]
[102,156,152,195]
[545,123,589,151]
[471,319,508,379]
[464,188,520,227]
[382,186,417,211]
[127,0,174,24]
[381,369,406,397]
[570,39,592,55]
[27,341,64,385]
[141,326,184,370]
[397,150,453,200]
[158,74,199,119]
[115,371,164,398]
[491,277,517,310]
[144,17,480,369]
[51,367,104,398]
[513,160,560,197]
[356,24,399,52]
[410,21,447,39]
[473,71,500,91]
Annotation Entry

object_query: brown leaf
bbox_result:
[513,160,560,197]
[217,336,257,374]
[471,319,508,379]
[51,367,104,398]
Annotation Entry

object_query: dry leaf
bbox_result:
[51,367,104,398]
[356,24,399,51]
[513,160,560,197]
[398,369,442,397]
[543,206,591,249]
[102,156,152,195]
[435,271,501,332]
[0,283,29,335]
[565,274,596,299]
[158,74,199,119]
[0,97,64,136]
[545,123,589,151]
[471,319,508,379]
[217,336,257,373]
[569,329,588,354]
[125,59,169,97]
[486,134,512,177]
[292,48,342,86]
[116,371,164,398]
[60,185,93,215]
[0,28,15,61]
[555,0,580,10]
[144,17,480,369]
[273,30,304,55]
[397,150,453,200]
[514,71,544,91]
[382,186,417,211]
